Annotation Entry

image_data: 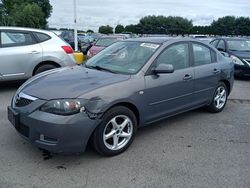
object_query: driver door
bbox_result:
[143,42,195,123]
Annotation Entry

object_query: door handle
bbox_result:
[183,74,192,81]
[213,68,220,74]
[29,51,40,54]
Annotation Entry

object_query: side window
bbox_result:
[34,32,51,42]
[155,43,189,70]
[192,43,212,66]
[217,40,226,51]
[1,31,35,47]
[211,40,219,47]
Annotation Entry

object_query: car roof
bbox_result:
[126,37,205,44]
[0,26,54,35]
[214,37,249,41]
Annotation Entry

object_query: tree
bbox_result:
[11,3,45,28]
[87,29,94,33]
[0,0,52,28]
[138,15,193,35]
[115,24,124,33]
[98,25,113,34]
[211,16,236,36]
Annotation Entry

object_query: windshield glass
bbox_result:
[95,38,118,47]
[85,41,160,74]
[228,40,250,51]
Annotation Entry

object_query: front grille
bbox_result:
[15,97,33,107]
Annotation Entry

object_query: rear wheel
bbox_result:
[92,106,137,156]
[207,82,228,113]
[34,64,57,75]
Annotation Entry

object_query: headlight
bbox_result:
[40,99,86,115]
[230,55,244,66]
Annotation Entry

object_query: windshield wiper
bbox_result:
[86,65,117,74]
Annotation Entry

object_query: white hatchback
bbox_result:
[0,27,76,81]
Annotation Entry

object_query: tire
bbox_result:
[207,82,228,113]
[92,106,137,156]
[34,64,57,75]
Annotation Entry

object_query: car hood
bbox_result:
[229,51,250,59]
[21,66,130,100]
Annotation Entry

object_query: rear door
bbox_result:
[0,30,42,80]
[143,42,195,123]
[191,42,220,105]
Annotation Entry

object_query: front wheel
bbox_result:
[92,106,137,156]
[207,82,228,113]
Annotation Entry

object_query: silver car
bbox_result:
[0,27,76,81]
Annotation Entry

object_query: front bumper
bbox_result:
[234,65,250,77]
[8,99,101,154]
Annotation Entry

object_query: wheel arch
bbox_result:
[33,61,61,76]
[219,79,231,94]
[104,102,140,126]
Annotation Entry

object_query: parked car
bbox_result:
[0,27,76,82]
[59,30,81,51]
[78,35,94,55]
[8,38,234,156]
[210,37,250,77]
[87,35,125,58]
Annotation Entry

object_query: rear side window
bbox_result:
[192,43,212,66]
[217,40,226,51]
[1,31,35,48]
[34,32,51,42]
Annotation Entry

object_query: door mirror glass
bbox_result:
[153,64,174,74]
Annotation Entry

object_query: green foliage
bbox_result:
[211,16,250,36]
[98,25,113,34]
[137,15,193,35]
[11,3,45,28]
[124,24,141,34]
[87,29,94,33]
[211,16,236,35]
[115,24,124,33]
[190,26,213,35]
[0,0,52,28]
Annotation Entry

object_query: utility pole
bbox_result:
[73,0,78,51]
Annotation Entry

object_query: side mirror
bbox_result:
[152,64,174,74]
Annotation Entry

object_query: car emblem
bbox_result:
[15,94,20,104]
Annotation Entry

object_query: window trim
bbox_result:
[0,29,38,48]
[210,39,219,47]
[145,41,191,75]
[33,32,51,43]
[190,42,217,67]
[217,39,226,52]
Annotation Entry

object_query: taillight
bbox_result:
[62,46,73,54]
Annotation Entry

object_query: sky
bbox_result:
[48,0,250,32]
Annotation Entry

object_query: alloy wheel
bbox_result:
[214,86,227,109]
[103,115,133,151]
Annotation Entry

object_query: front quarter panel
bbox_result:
[78,76,145,125]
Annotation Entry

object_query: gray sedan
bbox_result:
[8,38,234,156]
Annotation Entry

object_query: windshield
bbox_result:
[85,41,160,74]
[228,40,250,51]
[95,38,118,47]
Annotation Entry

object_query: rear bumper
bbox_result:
[8,105,100,154]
